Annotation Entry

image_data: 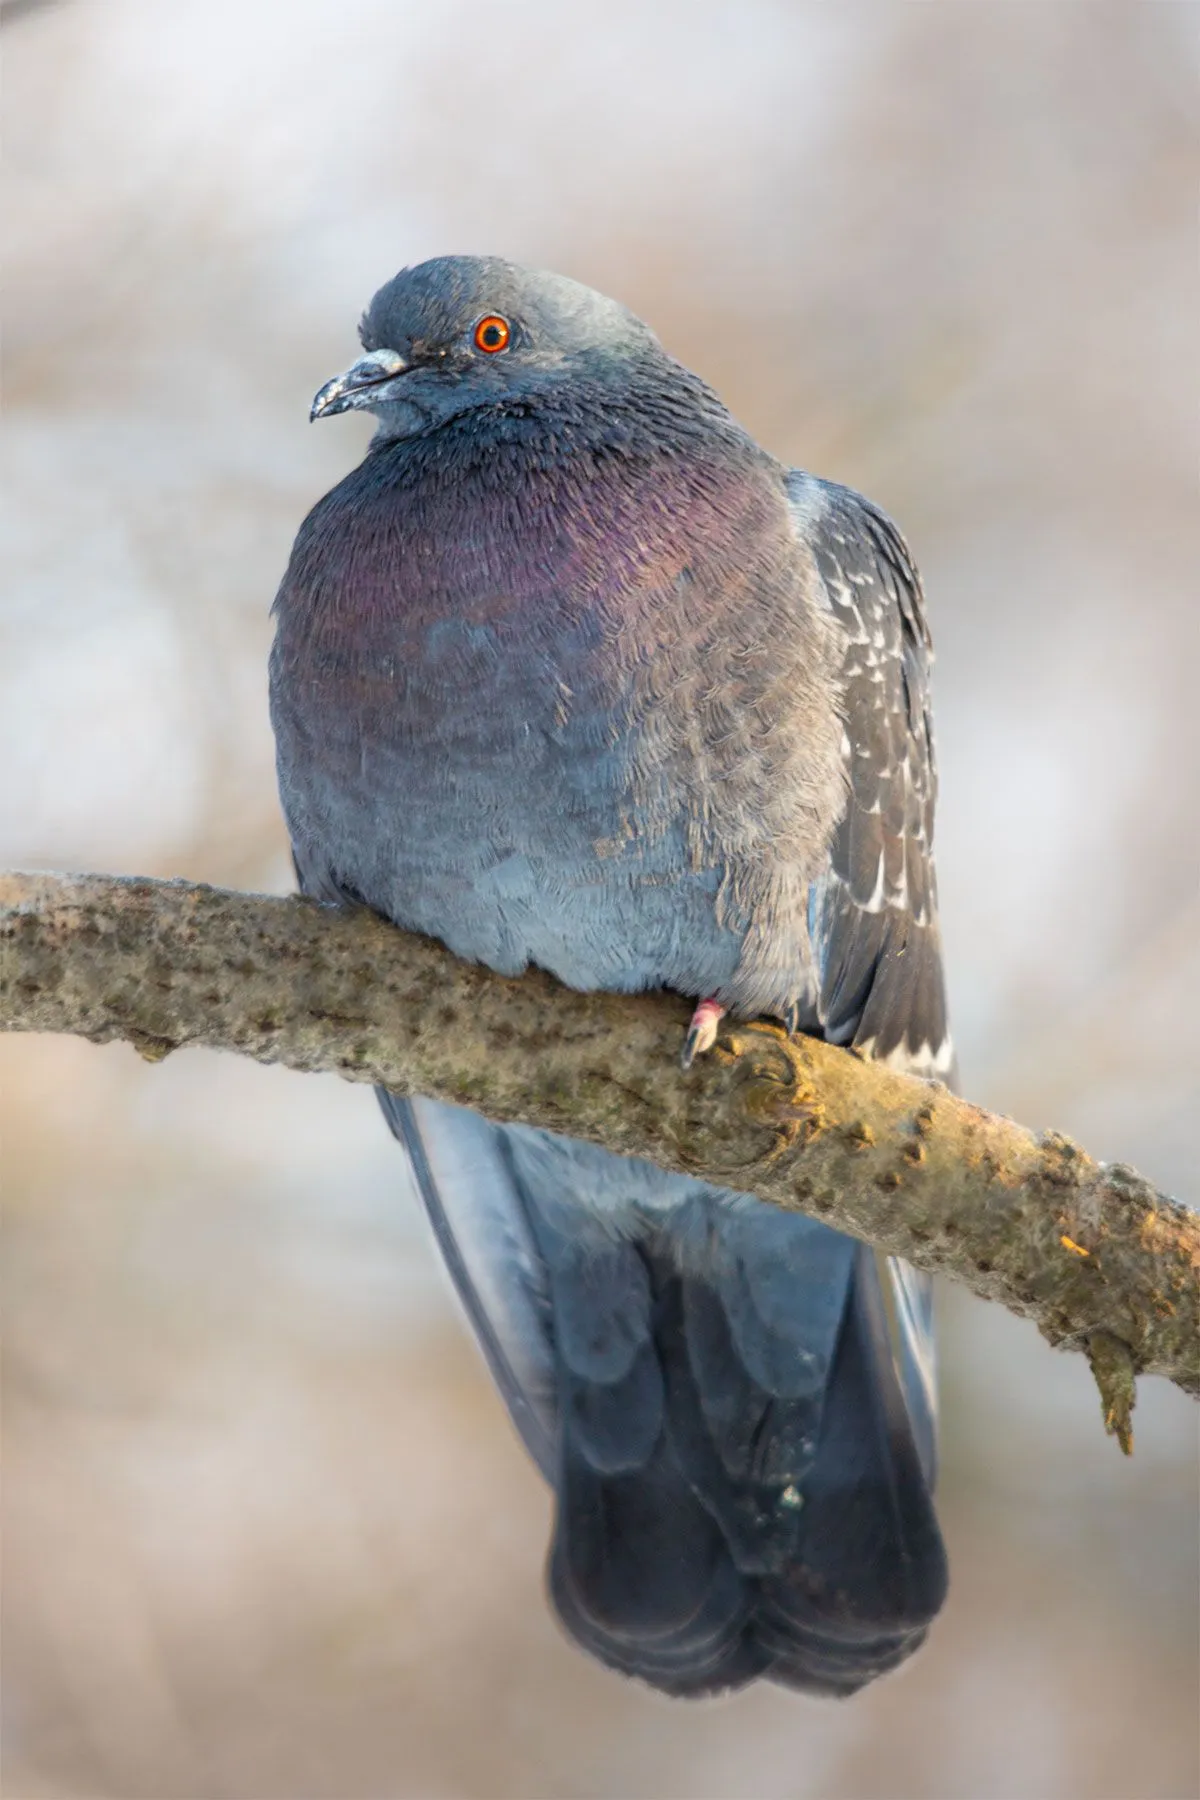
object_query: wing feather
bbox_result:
[788,472,953,1079]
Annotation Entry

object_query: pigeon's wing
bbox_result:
[788,470,951,1479]
[383,1094,560,1480]
[788,472,953,1081]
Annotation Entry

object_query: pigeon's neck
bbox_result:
[368,355,763,474]
[278,364,797,661]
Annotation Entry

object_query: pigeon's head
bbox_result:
[310,255,659,441]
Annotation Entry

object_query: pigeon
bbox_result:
[269,255,952,1697]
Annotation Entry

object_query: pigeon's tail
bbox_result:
[379,1092,947,1698]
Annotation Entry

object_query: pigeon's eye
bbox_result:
[473,314,511,354]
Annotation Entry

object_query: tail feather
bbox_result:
[381,1092,947,1696]
[755,1258,947,1695]
[656,1262,812,1579]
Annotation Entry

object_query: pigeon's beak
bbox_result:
[310,348,409,421]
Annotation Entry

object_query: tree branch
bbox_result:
[2,871,1196,1442]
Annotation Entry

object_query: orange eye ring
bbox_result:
[473,314,511,354]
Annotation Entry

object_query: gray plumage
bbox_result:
[270,254,951,1696]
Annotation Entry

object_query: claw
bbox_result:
[681,997,726,1070]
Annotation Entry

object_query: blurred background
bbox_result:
[3,3,1198,1796]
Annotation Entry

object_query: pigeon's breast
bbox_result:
[270,435,841,1009]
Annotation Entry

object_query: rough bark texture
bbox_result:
[2,870,1196,1443]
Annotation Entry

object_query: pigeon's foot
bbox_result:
[681,998,726,1070]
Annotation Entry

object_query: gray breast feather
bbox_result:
[271,440,846,1019]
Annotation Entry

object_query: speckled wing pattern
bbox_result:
[788,472,954,1081]
[789,471,952,1480]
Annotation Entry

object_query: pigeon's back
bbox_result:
[270,256,950,1697]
